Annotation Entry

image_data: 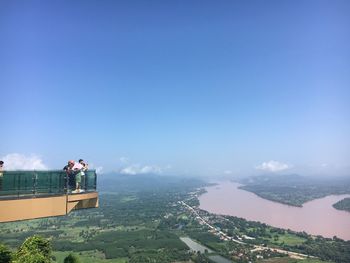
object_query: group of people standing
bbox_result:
[63,159,88,193]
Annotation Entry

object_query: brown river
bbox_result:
[199,181,350,240]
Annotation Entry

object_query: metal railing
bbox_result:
[0,170,97,198]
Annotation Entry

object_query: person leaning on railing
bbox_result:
[0,160,4,191]
[63,160,76,192]
[79,159,88,190]
[79,159,88,171]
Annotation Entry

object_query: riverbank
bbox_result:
[198,181,350,240]
[185,186,350,262]
[332,197,350,212]
[236,174,350,207]
[181,201,314,261]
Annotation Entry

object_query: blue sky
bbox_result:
[1,0,349,176]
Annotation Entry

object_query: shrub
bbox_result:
[64,253,81,263]
[0,243,12,263]
[14,235,52,263]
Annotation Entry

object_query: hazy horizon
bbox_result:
[1,1,349,177]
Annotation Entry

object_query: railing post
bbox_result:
[17,173,21,197]
[24,176,28,193]
[65,171,68,194]
[49,172,52,193]
[59,172,63,194]
[94,171,97,191]
[84,172,87,191]
[33,171,37,196]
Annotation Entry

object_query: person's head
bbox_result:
[68,160,75,168]
[0,161,3,168]
[78,159,83,163]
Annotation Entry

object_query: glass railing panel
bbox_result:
[84,170,97,191]
[35,171,66,194]
[0,170,97,197]
[0,171,34,196]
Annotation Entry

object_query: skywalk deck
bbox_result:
[0,170,98,222]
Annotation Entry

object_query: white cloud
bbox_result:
[256,160,290,172]
[1,153,48,170]
[224,170,232,175]
[120,164,163,175]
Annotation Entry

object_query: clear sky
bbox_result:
[1,0,349,176]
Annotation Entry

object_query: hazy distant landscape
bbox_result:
[1,174,350,263]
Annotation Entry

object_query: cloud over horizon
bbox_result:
[1,153,48,170]
[120,164,163,175]
[256,160,291,172]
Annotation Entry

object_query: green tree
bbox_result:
[64,253,80,263]
[0,243,12,263]
[14,235,52,263]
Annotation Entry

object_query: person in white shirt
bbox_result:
[72,161,84,193]
[79,159,88,190]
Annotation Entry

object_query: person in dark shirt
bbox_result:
[63,160,75,191]
[0,160,3,191]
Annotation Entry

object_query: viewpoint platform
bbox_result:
[0,170,98,222]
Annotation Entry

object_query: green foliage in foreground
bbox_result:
[0,243,12,263]
[0,236,53,263]
[14,236,51,263]
[333,197,350,212]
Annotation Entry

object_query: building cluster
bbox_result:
[179,197,310,261]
